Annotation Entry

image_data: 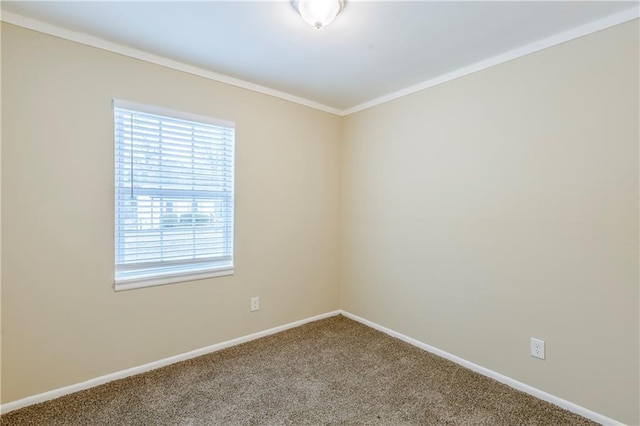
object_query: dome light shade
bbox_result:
[294,0,345,29]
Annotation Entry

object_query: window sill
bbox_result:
[114,267,234,292]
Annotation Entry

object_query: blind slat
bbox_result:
[114,103,234,285]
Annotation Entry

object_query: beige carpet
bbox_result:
[1,315,595,425]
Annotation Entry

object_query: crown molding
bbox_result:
[342,7,640,116]
[0,10,343,117]
[2,7,638,117]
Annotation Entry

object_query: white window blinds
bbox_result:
[114,100,234,290]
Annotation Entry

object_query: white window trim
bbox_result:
[112,99,235,129]
[113,99,235,291]
[115,267,234,292]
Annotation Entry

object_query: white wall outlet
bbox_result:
[530,337,545,359]
[250,297,259,312]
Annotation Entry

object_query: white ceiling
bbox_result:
[2,1,638,113]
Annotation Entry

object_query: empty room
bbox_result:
[1,1,638,425]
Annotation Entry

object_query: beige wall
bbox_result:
[341,20,639,424]
[0,18,3,397]
[2,17,639,425]
[1,23,341,402]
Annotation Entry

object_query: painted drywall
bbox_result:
[2,16,639,424]
[0,23,341,403]
[341,20,639,425]
[0,18,3,396]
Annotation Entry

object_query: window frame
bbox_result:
[113,99,235,291]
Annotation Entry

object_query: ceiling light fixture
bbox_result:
[293,0,345,30]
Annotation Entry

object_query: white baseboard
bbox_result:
[1,309,625,425]
[339,310,623,426]
[0,310,341,415]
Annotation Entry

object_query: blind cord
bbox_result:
[130,113,134,199]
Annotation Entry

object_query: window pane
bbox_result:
[114,102,234,287]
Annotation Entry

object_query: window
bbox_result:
[113,99,234,291]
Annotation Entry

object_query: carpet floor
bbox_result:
[1,315,595,425]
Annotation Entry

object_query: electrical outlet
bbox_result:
[250,297,259,312]
[530,337,545,360]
